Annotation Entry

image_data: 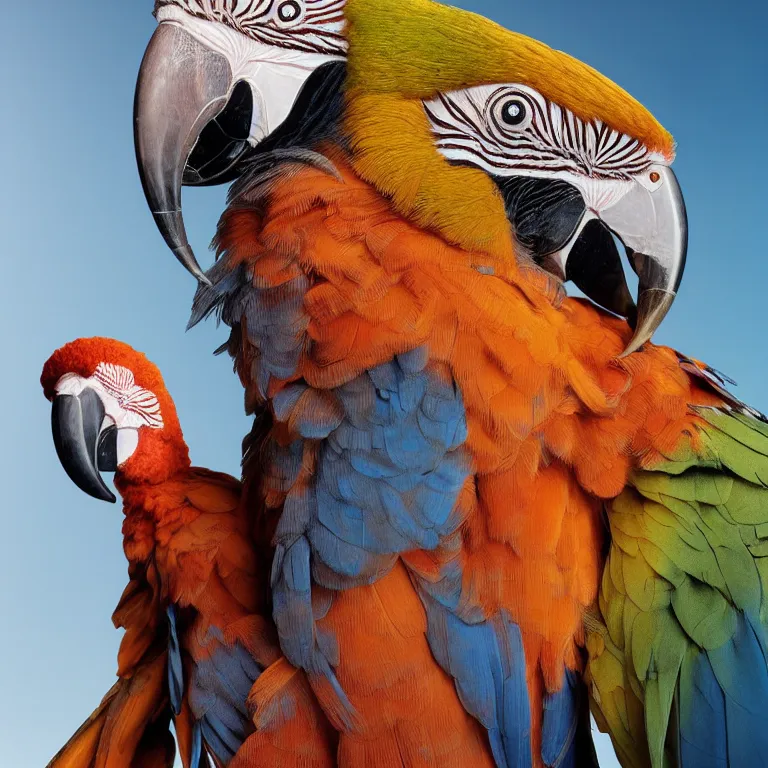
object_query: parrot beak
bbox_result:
[495,166,687,352]
[599,165,688,355]
[134,22,234,284]
[51,388,117,503]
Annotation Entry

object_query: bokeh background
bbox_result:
[1,0,765,765]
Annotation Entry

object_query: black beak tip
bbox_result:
[51,392,118,504]
[100,487,118,504]
[169,242,211,285]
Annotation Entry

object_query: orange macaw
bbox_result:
[130,0,768,767]
[42,338,335,768]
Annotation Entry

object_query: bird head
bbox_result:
[342,0,686,354]
[41,338,188,501]
[134,0,348,281]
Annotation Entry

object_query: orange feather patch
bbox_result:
[213,154,722,763]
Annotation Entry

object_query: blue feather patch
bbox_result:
[190,721,204,768]
[417,587,532,768]
[541,669,582,768]
[678,612,768,767]
[187,626,263,766]
[188,259,310,398]
[308,357,469,578]
[267,353,470,725]
[270,536,355,729]
[679,647,727,767]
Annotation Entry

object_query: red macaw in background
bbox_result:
[130,0,768,767]
[42,338,335,768]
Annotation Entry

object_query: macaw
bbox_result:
[132,0,768,767]
[41,338,337,768]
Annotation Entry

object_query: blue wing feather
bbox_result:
[166,605,184,717]
[417,587,532,768]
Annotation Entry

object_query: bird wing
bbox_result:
[588,362,768,768]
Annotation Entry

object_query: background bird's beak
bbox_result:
[51,389,117,503]
[599,166,688,355]
[134,22,235,284]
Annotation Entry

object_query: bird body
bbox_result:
[42,339,333,768]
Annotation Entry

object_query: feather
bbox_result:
[47,653,171,768]
[193,153,768,768]
[541,670,582,768]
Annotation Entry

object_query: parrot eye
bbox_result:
[500,99,527,126]
[485,92,533,133]
[276,0,303,24]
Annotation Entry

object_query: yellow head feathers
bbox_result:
[342,0,674,257]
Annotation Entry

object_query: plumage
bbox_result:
[588,405,768,768]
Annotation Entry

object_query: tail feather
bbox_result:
[417,587,532,768]
[47,652,171,768]
[542,669,598,768]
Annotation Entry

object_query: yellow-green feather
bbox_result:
[343,0,673,152]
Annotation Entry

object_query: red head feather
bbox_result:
[41,337,190,484]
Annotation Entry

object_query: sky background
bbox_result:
[1,0,766,765]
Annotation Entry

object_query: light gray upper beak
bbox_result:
[134,22,236,284]
[600,166,688,355]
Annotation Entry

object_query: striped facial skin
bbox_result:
[154,0,347,56]
[56,364,163,432]
[425,84,668,212]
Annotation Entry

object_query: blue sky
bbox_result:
[1,0,765,765]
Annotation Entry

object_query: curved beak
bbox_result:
[134,22,235,284]
[51,389,117,503]
[600,166,688,355]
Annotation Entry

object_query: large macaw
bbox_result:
[41,338,337,768]
[132,0,768,767]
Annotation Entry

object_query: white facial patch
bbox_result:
[55,365,164,431]
[116,429,140,466]
[155,1,346,143]
[155,0,347,55]
[425,84,671,214]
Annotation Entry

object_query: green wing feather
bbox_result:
[587,406,768,768]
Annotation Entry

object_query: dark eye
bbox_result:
[277,0,302,22]
[500,99,527,126]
